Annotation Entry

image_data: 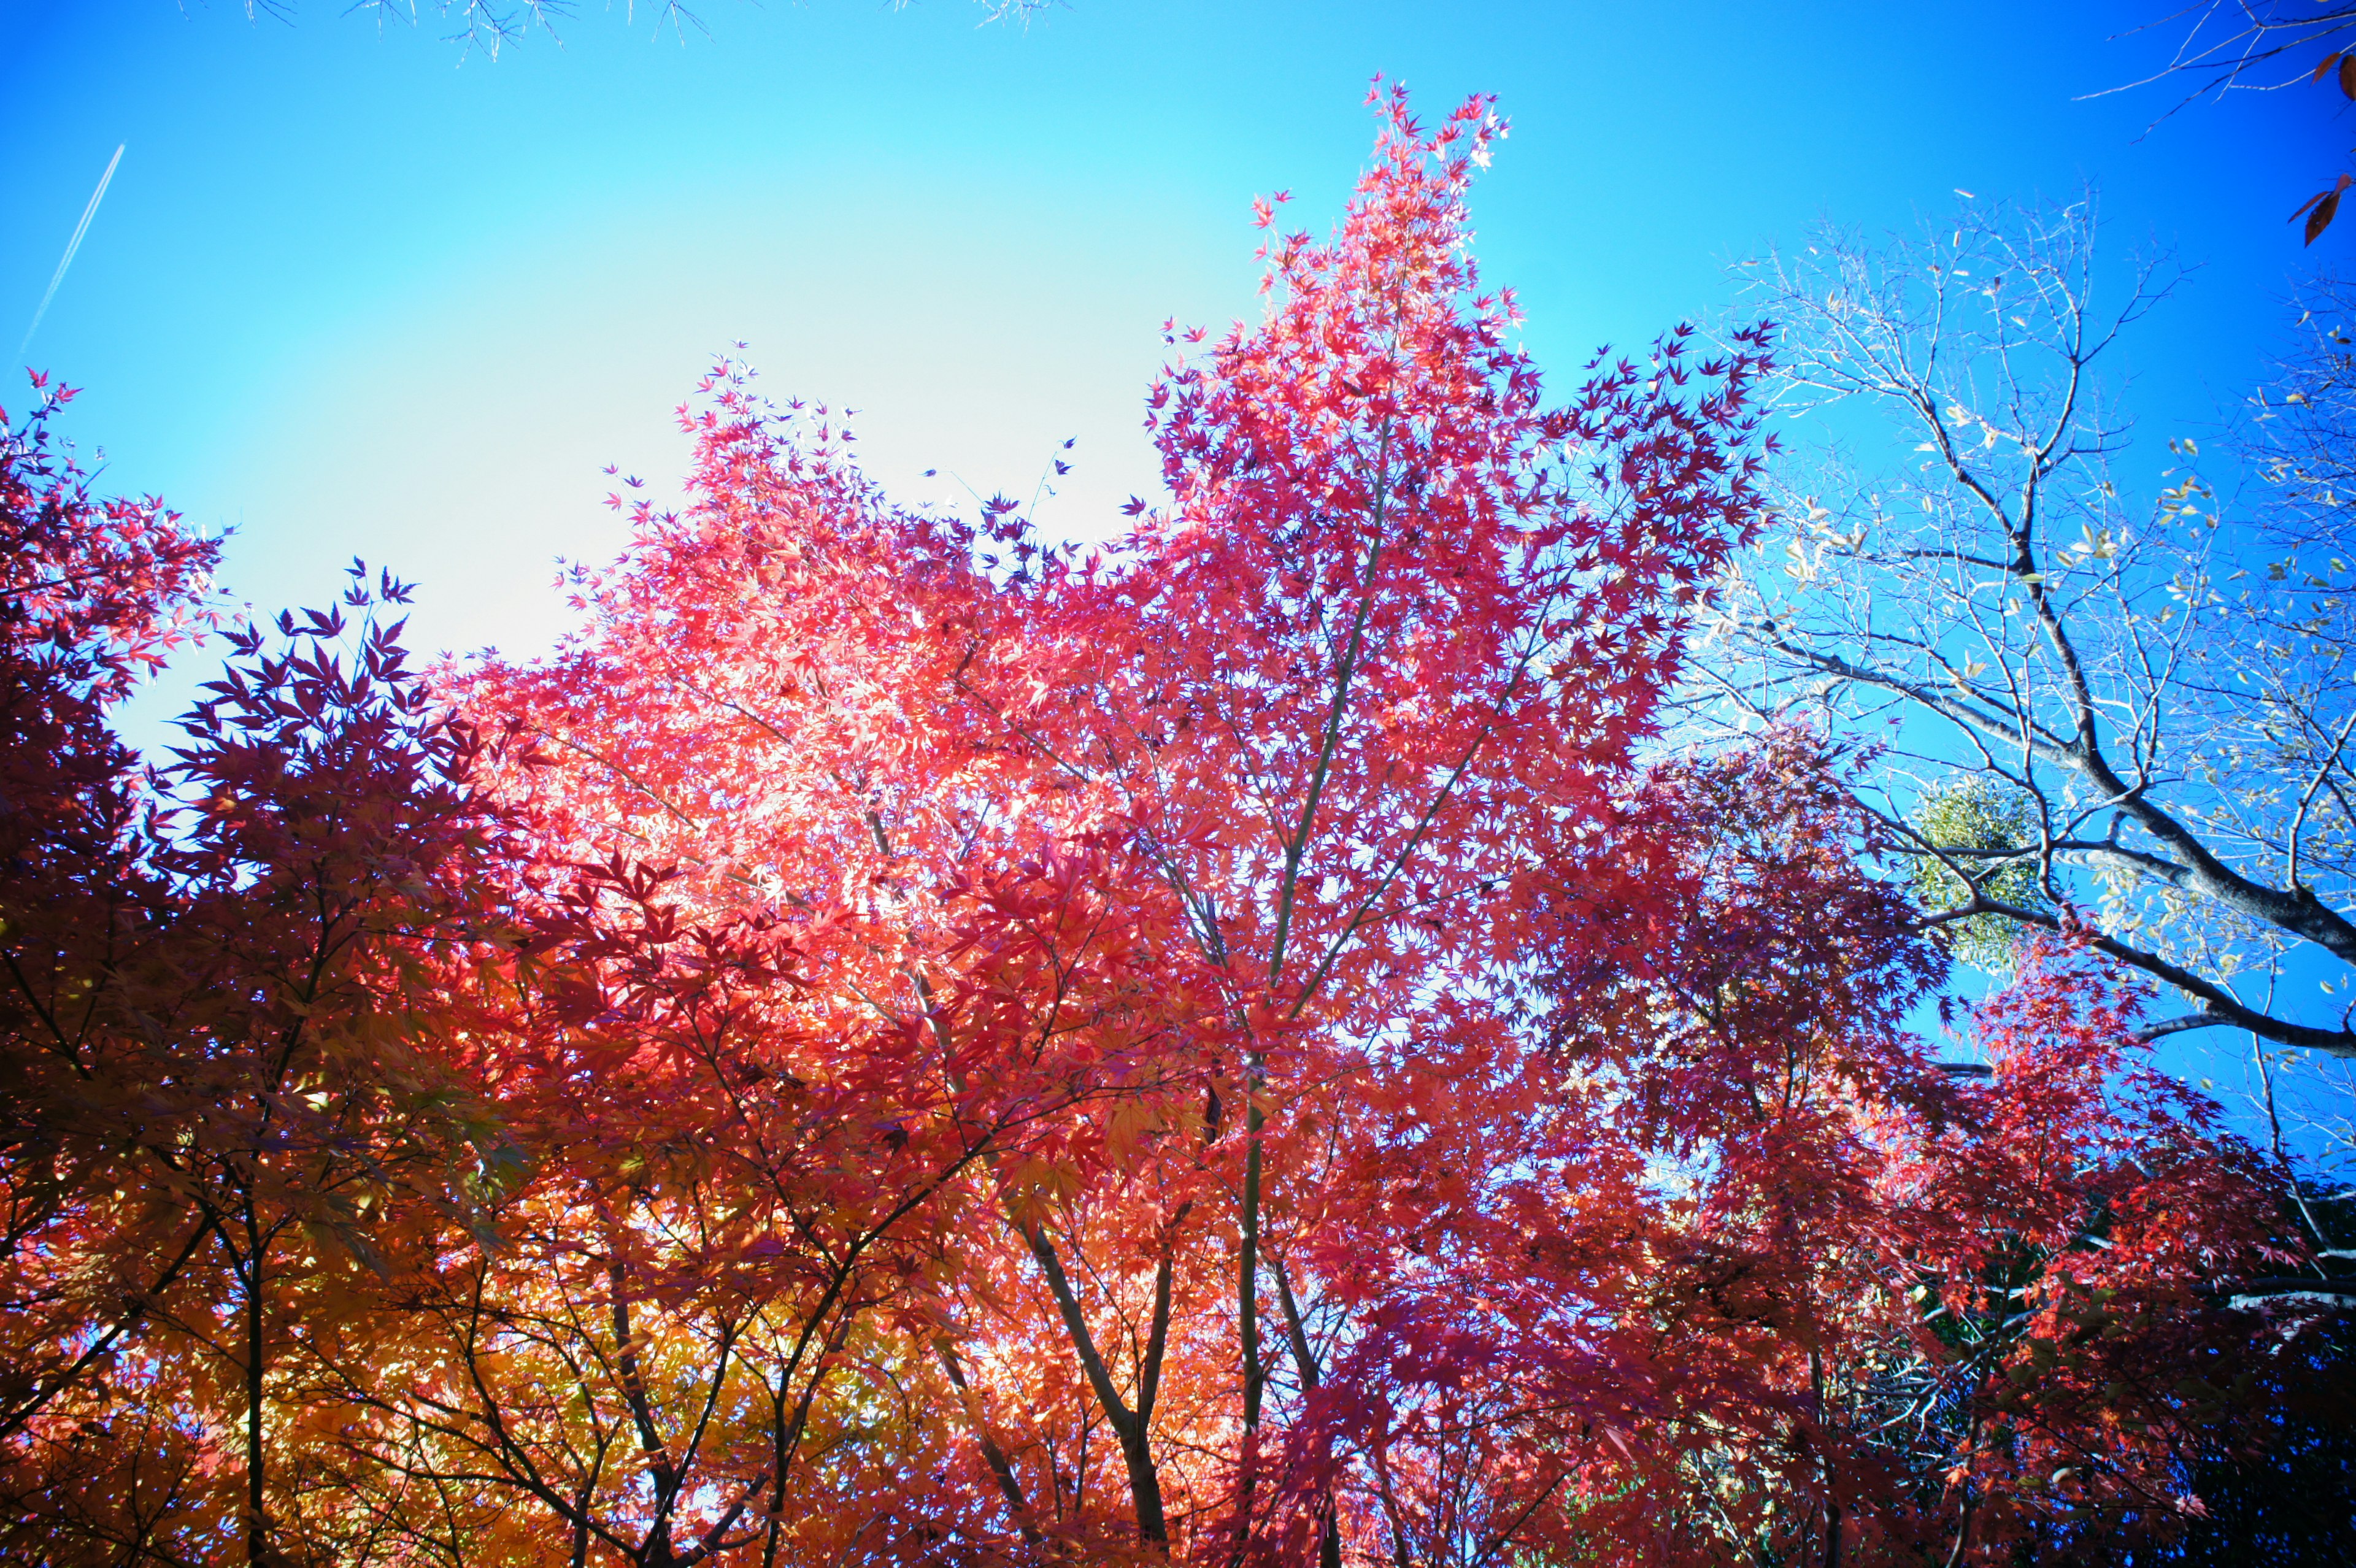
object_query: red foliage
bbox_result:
[0,91,2322,1568]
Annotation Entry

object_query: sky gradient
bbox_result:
[6,1,2339,649]
[4,0,2349,1139]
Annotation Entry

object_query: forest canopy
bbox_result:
[2,87,2349,1567]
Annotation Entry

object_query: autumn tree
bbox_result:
[2,90,2328,1568]
[0,378,527,1564]
[0,375,221,1500]
[432,90,2314,1564]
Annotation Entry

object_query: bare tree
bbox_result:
[2117,1,2356,102]
[1701,196,2356,1082]
[2103,2,2356,240]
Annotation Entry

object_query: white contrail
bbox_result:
[16,144,125,364]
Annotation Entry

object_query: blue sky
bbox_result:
[3,0,2349,1142]
[4,0,2336,658]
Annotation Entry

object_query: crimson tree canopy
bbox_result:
[0,90,2317,1568]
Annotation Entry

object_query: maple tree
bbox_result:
[2,88,2339,1566]
[0,380,522,1563]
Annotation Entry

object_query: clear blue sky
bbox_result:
[3,0,2336,655]
[2,0,2346,1137]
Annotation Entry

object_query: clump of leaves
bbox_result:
[1910,777,2049,970]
